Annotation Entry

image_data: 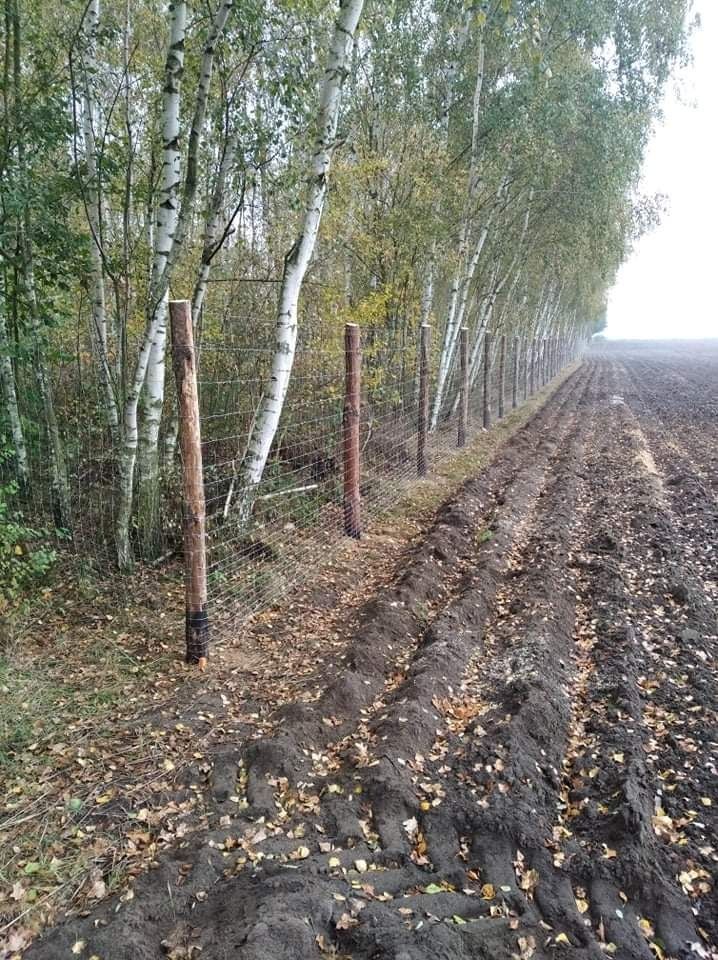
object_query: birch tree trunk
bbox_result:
[136,0,234,558]
[163,122,244,468]
[116,0,187,569]
[232,0,365,525]
[79,0,120,443]
[417,8,472,367]
[430,32,486,430]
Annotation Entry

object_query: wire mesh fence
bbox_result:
[193,299,574,644]
[2,274,577,651]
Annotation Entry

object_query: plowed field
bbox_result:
[24,342,718,960]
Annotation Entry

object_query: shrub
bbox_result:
[0,440,57,609]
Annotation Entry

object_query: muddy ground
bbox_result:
[21,343,718,960]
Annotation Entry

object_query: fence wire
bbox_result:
[1,272,574,648]
[198,304,569,641]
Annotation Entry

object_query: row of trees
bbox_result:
[0,0,691,579]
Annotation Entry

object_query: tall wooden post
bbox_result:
[417,323,430,477]
[512,336,519,409]
[483,331,492,429]
[530,338,536,395]
[343,323,361,538]
[498,333,506,419]
[458,326,469,447]
[170,299,209,665]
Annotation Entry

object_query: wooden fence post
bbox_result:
[417,323,430,477]
[458,326,469,447]
[530,338,536,395]
[498,333,506,419]
[170,299,209,666]
[512,336,519,409]
[343,322,361,538]
[483,331,492,429]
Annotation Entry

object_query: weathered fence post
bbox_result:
[343,322,361,538]
[498,333,506,419]
[512,336,519,409]
[530,338,536,395]
[417,323,430,477]
[458,326,469,447]
[170,299,209,666]
[483,331,492,429]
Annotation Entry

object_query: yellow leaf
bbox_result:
[555,932,571,945]
[700,797,711,807]
[480,883,495,900]
[71,942,86,956]
[639,918,655,938]
[576,898,589,914]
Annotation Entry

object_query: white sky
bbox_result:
[604,2,717,340]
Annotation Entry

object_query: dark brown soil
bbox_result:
[22,343,718,960]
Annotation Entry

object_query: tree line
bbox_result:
[0,0,691,590]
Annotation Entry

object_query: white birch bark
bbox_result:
[233,0,366,524]
[137,0,234,556]
[430,31,487,430]
[0,298,29,485]
[116,1,186,569]
[432,169,510,426]
[417,7,472,367]
[80,0,120,442]
[163,124,244,467]
[464,200,532,399]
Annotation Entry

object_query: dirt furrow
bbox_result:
[22,364,596,960]
[557,358,716,958]
[236,362,598,816]
[21,349,717,960]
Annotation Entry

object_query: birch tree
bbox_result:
[115,0,188,570]
[135,0,235,558]
[77,0,120,442]
[430,21,487,430]
[231,0,366,525]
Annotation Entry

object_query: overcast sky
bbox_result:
[604,2,717,340]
